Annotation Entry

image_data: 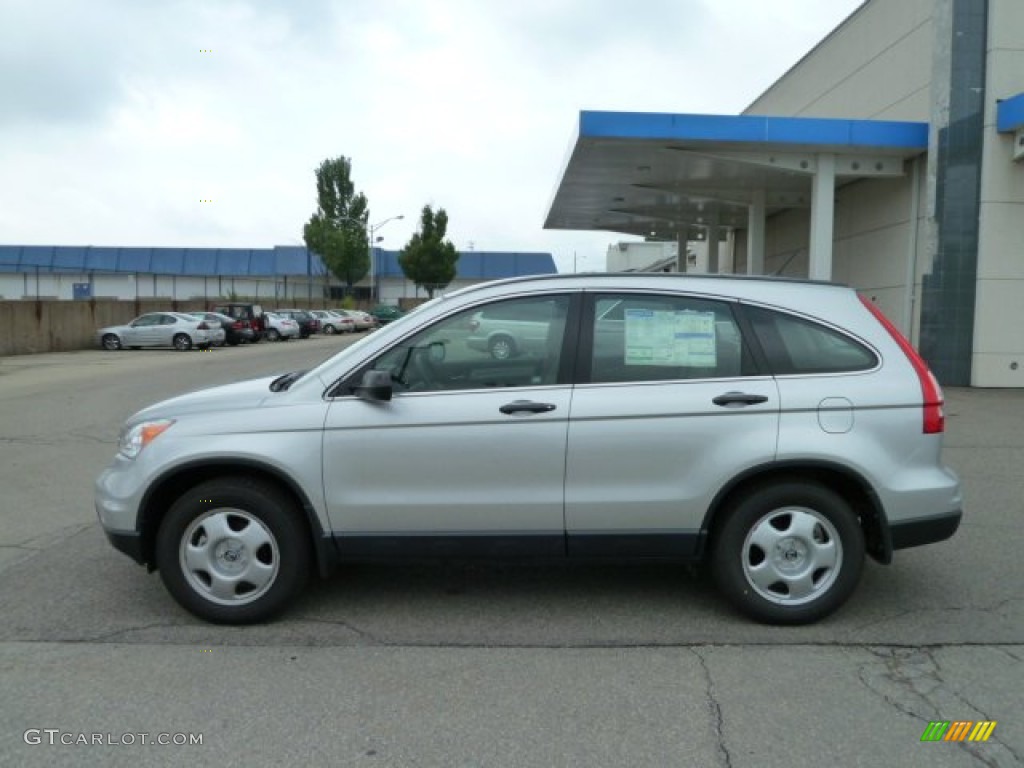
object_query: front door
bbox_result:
[322,293,577,558]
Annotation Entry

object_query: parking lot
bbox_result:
[1,337,1022,766]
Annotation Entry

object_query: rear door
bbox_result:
[565,291,779,558]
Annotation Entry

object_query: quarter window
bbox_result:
[745,305,877,374]
[589,294,754,383]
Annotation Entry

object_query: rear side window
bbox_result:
[589,294,756,383]
[746,305,877,375]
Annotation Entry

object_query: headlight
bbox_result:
[118,419,175,459]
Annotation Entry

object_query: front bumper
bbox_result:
[104,528,145,564]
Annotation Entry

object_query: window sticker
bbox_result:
[624,309,717,366]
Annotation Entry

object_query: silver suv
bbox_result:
[96,274,962,625]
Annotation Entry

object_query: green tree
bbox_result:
[302,157,369,294]
[399,205,459,298]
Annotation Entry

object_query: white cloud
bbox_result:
[0,0,865,272]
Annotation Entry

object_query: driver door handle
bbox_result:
[499,400,557,415]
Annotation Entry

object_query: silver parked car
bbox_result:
[96,274,961,625]
[96,312,215,351]
[310,309,354,335]
[262,312,300,341]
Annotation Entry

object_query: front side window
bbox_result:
[363,295,571,393]
[589,294,754,383]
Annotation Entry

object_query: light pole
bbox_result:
[367,214,404,304]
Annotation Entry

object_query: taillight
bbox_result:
[233,321,244,329]
[197,322,209,330]
[859,295,944,433]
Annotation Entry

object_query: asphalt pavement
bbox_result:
[0,337,1021,767]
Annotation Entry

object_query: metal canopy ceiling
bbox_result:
[545,111,929,241]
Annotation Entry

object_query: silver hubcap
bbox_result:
[741,506,842,606]
[179,509,280,606]
[491,340,512,359]
[174,336,189,350]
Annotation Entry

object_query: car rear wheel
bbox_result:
[323,324,336,335]
[173,333,192,351]
[712,481,864,624]
[489,335,516,360]
[156,477,311,624]
[101,334,122,351]
[266,329,280,341]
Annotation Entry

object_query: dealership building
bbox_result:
[546,0,1024,387]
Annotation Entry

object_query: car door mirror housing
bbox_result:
[355,370,393,402]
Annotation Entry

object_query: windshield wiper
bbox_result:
[269,370,307,392]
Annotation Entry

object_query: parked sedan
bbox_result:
[335,309,376,331]
[273,309,320,338]
[186,311,254,346]
[262,312,300,341]
[309,310,354,335]
[96,312,214,351]
[369,304,404,324]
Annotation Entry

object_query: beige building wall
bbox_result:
[972,0,1024,386]
[746,0,934,121]
[735,0,936,339]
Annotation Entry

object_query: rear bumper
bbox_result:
[889,509,962,550]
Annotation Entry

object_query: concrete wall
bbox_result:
[746,0,935,121]
[0,298,365,357]
[971,0,1024,386]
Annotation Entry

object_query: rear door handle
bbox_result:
[499,400,557,415]
[712,391,769,407]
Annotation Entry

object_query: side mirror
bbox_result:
[355,369,393,402]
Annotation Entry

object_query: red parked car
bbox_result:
[210,303,267,342]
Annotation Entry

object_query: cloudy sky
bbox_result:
[1,0,864,272]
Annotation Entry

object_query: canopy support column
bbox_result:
[809,153,835,280]
[747,189,766,275]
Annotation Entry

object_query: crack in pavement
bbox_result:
[853,598,1024,632]
[857,646,1022,767]
[691,648,733,768]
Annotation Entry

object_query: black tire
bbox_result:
[173,333,192,351]
[101,334,122,351]
[711,481,864,625]
[155,477,311,624]
[488,334,516,360]
[266,329,280,342]
[323,324,337,335]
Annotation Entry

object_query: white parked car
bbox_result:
[262,312,300,341]
[96,312,215,351]
[310,310,354,335]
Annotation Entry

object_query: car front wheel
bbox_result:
[173,333,192,351]
[712,481,864,625]
[266,329,280,341]
[101,334,122,351]
[155,477,311,624]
